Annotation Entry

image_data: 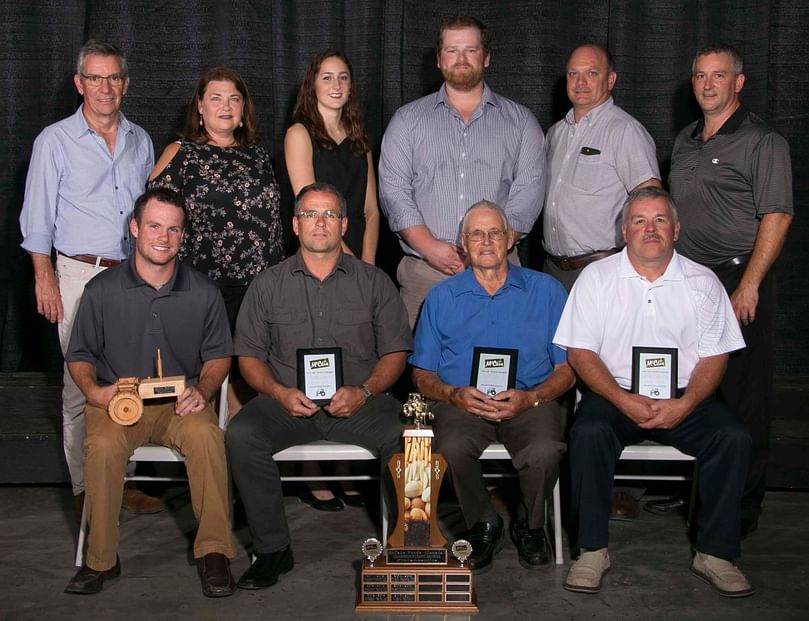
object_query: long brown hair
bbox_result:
[292,50,370,156]
[182,67,258,146]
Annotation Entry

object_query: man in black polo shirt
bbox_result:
[668,43,793,535]
[227,182,412,590]
[64,187,237,597]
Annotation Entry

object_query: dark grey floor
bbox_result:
[1,485,807,621]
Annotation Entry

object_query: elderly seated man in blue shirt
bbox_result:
[409,200,574,573]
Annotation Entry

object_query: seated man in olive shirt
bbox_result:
[227,182,412,590]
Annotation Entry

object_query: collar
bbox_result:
[691,104,748,140]
[618,247,684,282]
[69,105,131,139]
[121,257,188,292]
[434,82,498,110]
[564,96,615,126]
[448,263,527,296]
[289,250,350,278]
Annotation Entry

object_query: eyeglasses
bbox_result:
[463,229,507,243]
[296,210,343,221]
[80,73,126,87]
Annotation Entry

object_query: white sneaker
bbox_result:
[691,551,754,598]
[564,548,610,593]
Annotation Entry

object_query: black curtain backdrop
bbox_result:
[2,0,807,376]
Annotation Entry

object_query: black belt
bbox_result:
[548,248,618,271]
[60,252,121,268]
[713,254,750,271]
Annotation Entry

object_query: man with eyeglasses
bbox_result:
[19,39,157,517]
[227,182,412,590]
[409,201,573,573]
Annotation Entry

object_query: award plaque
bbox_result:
[356,394,477,613]
[297,347,342,405]
[631,347,678,399]
[471,347,518,397]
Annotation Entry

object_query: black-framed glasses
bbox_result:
[80,73,126,87]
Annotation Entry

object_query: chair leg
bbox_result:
[552,479,564,565]
[75,498,88,567]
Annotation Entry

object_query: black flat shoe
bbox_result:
[298,488,344,511]
[237,546,294,590]
[643,494,686,515]
[64,557,121,594]
[510,520,550,569]
[198,552,235,598]
[467,517,504,574]
[334,488,366,508]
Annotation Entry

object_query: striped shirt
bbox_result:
[553,249,744,390]
[379,83,545,256]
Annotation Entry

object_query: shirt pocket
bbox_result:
[570,152,605,193]
[269,309,307,357]
[334,307,375,362]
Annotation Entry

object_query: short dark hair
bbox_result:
[569,43,615,73]
[693,43,744,75]
[182,66,258,146]
[622,187,679,224]
[294,182,347,217]
[77,39,128,76]
[132,188,187,227]
[436,15,490,56]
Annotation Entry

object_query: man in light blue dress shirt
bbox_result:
[19,40,155,513]
[379,15,545,327]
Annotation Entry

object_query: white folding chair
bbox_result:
[74,377,230,566]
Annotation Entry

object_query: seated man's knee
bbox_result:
[515,438,566,472]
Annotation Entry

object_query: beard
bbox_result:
[441,62,484,91]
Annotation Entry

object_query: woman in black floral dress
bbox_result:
[149,67,284,413]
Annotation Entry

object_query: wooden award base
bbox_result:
[355,557,477,613]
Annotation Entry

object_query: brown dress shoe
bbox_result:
[121,483,163,514]
[64,557,121,594]
[198,553,236,598]
[609,490,640,520]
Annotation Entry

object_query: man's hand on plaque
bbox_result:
[277,386,319,417]
[325,386,365,418]
[489,389,535,420]
[619,393,656,426]
[449,386,498,420]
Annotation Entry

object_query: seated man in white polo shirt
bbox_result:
[553,187,753,597]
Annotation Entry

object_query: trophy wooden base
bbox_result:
[355,557,477,614]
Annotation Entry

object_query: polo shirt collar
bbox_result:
[121,258,189,292]
[691,104,748,140]
[289,250,350,278]
[69,105,132,139]
[448,263,526,296]
[618,247,685,282]
[564,96,615,126]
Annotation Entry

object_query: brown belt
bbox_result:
[64,253,122,268]
[548,248,618,271]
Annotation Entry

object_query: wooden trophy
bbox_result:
[356,393,477,614]
[107,349,186,425]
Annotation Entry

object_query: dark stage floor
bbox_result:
[1,485,808,620]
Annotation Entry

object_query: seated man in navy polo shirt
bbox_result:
[410,200,574,573]
[64,188,236,597]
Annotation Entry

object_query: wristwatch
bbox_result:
[358,384,372,401]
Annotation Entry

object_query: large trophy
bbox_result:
[356,394,477,613]
[107,349,186,425]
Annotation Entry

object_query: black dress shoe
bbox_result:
[298,488,344,512]
[467,517,504,574]
[64,557,121,594]
[237,546,294,590]
[510,520,550,569]
[198,553,236,598]
[644,494,686,515]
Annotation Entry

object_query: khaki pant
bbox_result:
[84,401,236,570]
